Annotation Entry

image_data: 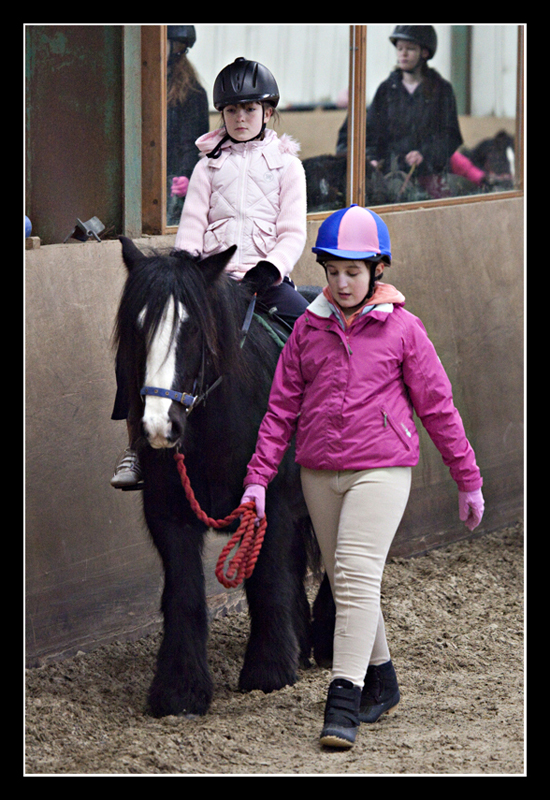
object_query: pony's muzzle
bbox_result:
[142,399,185,449]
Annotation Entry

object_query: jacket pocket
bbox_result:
[204,218,230,253]
[380,407,413,451]
[252,218,277,257]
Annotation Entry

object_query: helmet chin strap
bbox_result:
[207,121,267,159]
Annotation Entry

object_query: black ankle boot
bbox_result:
[358,660,400,723]
[320,679,362,748]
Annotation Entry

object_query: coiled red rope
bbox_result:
[174,452,267,588]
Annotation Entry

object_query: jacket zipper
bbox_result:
[236,144,251,256]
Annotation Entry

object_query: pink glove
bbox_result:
[449,151,485,186]
[171,176,189,197]
[240,483,266,522]
[458,489,485,531]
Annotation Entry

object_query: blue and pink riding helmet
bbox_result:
[312,204,392,265]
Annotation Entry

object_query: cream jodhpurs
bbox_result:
[301,467,412,688]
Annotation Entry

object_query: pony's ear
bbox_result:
[119,236,146,272]
[198,245,238,282]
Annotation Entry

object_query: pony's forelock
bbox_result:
[114,247,261,383]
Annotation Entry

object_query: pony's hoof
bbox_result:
[238,663,297,694]
[148,678,212,718]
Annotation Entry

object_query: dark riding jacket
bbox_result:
[365,68,463,176]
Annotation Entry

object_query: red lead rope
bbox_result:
[173,452,267,588]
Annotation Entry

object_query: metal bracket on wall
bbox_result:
[63,216,105,243]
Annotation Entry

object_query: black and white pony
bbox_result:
[462,129,515,189]
[114,238,332,717]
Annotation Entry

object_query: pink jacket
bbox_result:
[174,128,307,282]
[245,286,483,492]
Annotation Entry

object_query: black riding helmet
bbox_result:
[207,57,280,159]
[213,57,280,111]
[167,25,196,49]
[389,25,438,60]
[167,26,197,70]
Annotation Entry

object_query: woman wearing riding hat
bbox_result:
[175,56,309,326]
[365,26,463,196]
[166,26,209,226]
[240,204,484,748]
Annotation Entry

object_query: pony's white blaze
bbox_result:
[142,297,188,448]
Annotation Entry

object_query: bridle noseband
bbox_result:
[140,376,223,416]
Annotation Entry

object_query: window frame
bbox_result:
[141,24,524,234]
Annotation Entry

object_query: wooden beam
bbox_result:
[347,26,367,207]
[123,26,142,238]
[141,26,167,234]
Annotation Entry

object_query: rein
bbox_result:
[174,451,267,588]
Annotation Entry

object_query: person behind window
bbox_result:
[166,26,209,226]
[337,26,464,200]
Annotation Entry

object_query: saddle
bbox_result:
[254,285,321,348]
[254,302,293,348]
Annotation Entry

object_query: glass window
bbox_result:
[158,24,523,232]
[355,24,520,207]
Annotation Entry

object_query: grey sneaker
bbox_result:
[110,448,142,488]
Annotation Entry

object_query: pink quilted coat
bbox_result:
[245,286,483,493]
[174,128,307,282]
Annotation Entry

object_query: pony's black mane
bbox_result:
[114,247,277,394]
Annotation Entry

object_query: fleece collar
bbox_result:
[196,128,299,170]
[306,283,405,330]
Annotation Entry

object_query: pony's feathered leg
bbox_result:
[147,517,213,717]
[142,453,213,717]
[239,496,311,692]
